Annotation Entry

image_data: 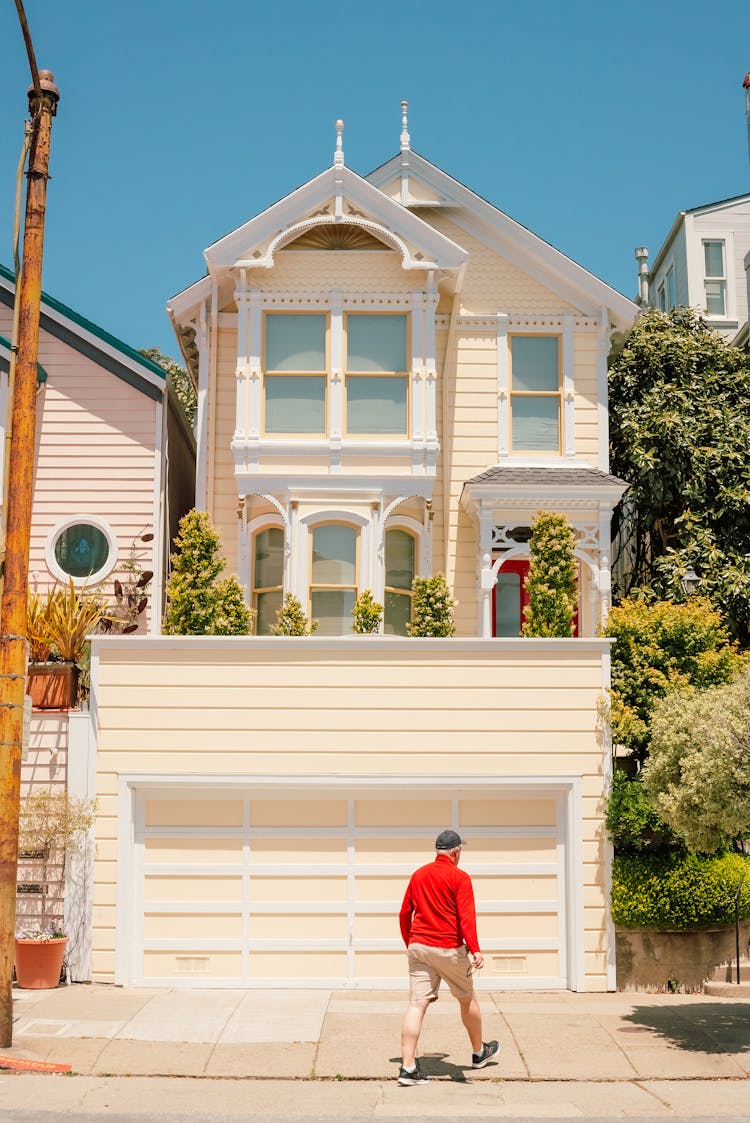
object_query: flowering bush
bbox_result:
[408,574,455,637]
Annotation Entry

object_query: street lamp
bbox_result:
[680,565,701,597]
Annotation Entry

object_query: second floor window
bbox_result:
[703,241,726,317]
[264,313,327,434]
[345,314,408,436]
[310,523,358,635]
[509,335,561,453]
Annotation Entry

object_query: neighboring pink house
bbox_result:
[0,263,195,969]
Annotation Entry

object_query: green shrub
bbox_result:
[271,593,318,636]
[408,574,455,637]
[164,510,254,636]
[352,590,383,634]
[604,771,683,855]
[521,511,577,637]
[612,851,750,929]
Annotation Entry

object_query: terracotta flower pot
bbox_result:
[27,662,78,710]
[14,937,67,989]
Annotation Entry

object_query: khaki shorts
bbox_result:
[407,942,474,1003]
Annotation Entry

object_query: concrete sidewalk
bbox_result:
[6,984,750,1083]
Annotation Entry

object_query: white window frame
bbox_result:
[696,232,737,322]
[45,514,118,587]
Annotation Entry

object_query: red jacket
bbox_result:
[399,853,480,954]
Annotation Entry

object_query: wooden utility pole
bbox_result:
[0,67,59,1048]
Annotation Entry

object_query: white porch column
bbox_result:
[598,506,613,625]
[480,553,495,638]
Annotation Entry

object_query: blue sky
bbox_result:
[1,1,748,358]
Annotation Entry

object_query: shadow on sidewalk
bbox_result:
[623,1002,750,1053]
[389,1052,499,1082]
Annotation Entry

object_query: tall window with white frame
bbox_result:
[310,523,359,635]
[263,312,328,434]
[703,241,726,317]
[384,527,415,635]
[253,527,284,635]
[345,313,408,436]
[509,335,561,454]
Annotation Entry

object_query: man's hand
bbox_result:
[471,952,484,971]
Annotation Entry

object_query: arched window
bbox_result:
[310,523,358,635]
[384,528,415,635]
[253,527,284,635]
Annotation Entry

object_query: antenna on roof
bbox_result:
[400,100,410,152]
[744,72,750,169]
[334,119,345,168]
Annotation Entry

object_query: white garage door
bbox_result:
[128,787,569,988]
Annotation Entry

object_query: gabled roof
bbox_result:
[366,151,638,330]
[0,333,48,383]
[649,191,750,277]
[0,263,166,401]
[169,162,468,321]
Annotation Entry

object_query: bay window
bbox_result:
[509,335,561,453]
[310,523,358,635]
[345,313,408,436]
[263,313,327,434]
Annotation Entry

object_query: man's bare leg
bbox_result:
[400,1001,429,1068]
[457,994,483,1053]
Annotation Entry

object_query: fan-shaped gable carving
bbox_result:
[283,223,391,251]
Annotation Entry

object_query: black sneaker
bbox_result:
[398,1062,429,1085]
[472,1040,500,1068]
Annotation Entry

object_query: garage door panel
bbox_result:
[464,837,557,862]
[354,914,400,940]
[354,876,408,903]
[143,950,242,978]
[472,874,558,903]
[355,837,435,863]
[488,949,559,978]
[143,875,243,903]
[143,913,242,939]
[354,951,405,978]
[249,800,347,826]
[144,838,243,865]
[460,799,557,827]
[355,799,452,826]
[480,912,559,939]
[145,799,243,827]
[249,951,347,978]
[249,876,348,902]
[248,914,347,940]
[250,838,347,863]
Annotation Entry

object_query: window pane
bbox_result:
[346,376,407,435]
[384,590,411,636]
[265,375,325,433]
[256,589,282,636]
[312,589,356,635]
[347,314,407,372]
[512,396,560,452]
[254,528,284,590]
[265,314,326,371]
[511,337,559,392]
[704,241,724,278]
[658,285,666,311]
[667,270,676,309]
[705,280,726,316]
[494,571,521,637]
[54,523,110,578]
[385,529,414,591]
[312,525,357,584]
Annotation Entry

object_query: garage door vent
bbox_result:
[493,956,527,974]
[175,956,210,975]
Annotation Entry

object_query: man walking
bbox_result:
[397,829,499,1085]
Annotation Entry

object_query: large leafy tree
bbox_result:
[140,346,197,427]
[609,308,750,644]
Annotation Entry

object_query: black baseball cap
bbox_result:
[435,829,465,850]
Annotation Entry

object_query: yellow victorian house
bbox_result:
[87,108,637,993]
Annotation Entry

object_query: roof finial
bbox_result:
[334,119,345,167]
[400,100,410,152]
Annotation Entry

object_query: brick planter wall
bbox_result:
[616,921,750,992]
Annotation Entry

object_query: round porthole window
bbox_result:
[46,517,117,585]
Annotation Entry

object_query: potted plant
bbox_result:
[15,788,97,988]
[26,581,106,709]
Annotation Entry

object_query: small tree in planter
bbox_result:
[521,511,577,637]
[408,574,456,637]
[164,510,254,635]
[26,582,107,709]
[15,789,97,988]
[271,593,318,635]
[352,590,383,634]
